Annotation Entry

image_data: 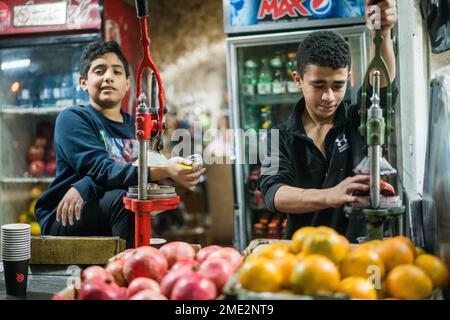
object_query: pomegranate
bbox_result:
[45,160,56,175]
[206,247,243,271]
[27,146,45,162]
[81,266,114,285]
[171,273,217,300]
[171,259,200,272]
[79,280,125,300]
[33,137,48,149]
[126,277,161,299]
[47,148,56,162]
[123,248,168,283]
[28,160,46,176]
[129,289,168,300]
[196,245,222,263]
[102,286,126,300]
[105,259,127,287]
[159,241,196,268]
[198,258,234,292]
[160,267,196,298]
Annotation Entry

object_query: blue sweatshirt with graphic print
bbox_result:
[35,105,139,234]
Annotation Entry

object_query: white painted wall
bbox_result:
[397,0,430,200]
[397,0,450,202]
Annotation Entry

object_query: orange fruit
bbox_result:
[290,254,340,296]
[414,254,449,289]
[337,276,377,300]
[386,265,433,300]
[392,236,415,255]
[29,199,38,214]
[340,249,385,279]
[272,253,298,288]
[302,229,348,264]
[353,240,383,253]
[29,186,43,199]
[339,235,351,256]
[414,246,426,258]
[376,238,414,272]
[30,222,41,236]
[238,257,282,292]
[290,226,316,253]
[253,242,289,260]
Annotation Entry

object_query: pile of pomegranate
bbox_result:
[52,242,242,300]
[27,122,56,177]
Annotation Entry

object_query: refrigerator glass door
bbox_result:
[227,26,370,250]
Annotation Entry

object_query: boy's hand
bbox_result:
[167,157,206,188]
[325,175,370,208]
[366,0,398,33]
[57,187,84,226]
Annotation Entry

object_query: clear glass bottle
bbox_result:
[242,58,258,96]
[257,58,272,95]
[270,54,286,94]
[286,51,300,93]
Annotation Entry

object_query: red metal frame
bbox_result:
[123,6,179,248]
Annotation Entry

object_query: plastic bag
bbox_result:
[421,0,450,53]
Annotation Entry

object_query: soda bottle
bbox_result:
[260,105,272,129]
[242,58,258,96]
[270,54,286,94]
[286,51,300,93]
[257,58,272,95]
[267,222,280,239]
[252,223,265,239]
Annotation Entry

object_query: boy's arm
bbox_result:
[55,109,139,189]
[72,176,105,201]
[367,0,398,87]
[259,129,369,214]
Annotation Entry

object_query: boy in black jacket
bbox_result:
[259,0,398,242]
[36,41,204,248]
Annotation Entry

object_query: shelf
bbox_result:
[243,93,301,105]
[0,105,68,115]
[0,177,54,183]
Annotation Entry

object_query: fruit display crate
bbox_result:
[222,239,445,300]
[223,239,349,300]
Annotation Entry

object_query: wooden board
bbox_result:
[30,236,126,265]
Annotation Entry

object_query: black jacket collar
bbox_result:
[285,98,348,138]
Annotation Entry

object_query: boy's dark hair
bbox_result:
[78,40,130,79]
[296,31,351,77]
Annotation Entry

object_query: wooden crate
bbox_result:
[30,236,126,265]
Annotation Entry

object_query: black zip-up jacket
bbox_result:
[259,85,398,243]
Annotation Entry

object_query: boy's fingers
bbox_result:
[67,203,75,226]
[61,203,68,227]
[56,201,63,222]
[75,202,82,221]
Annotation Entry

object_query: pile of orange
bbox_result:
[237,226,449,300]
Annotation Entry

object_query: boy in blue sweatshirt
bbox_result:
[35,41,204,248]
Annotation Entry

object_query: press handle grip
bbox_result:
[135,0,148,17]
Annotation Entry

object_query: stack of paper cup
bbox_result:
[1,223,31,296]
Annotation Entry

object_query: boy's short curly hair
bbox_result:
[296,31,351,77]
[78,40,130,79]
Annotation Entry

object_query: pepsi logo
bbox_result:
[310,0,333,16]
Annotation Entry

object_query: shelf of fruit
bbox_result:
[52,242,243,300]
[224,226,448,300]
[0,104,68,115]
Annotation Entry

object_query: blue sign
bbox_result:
[229,0,365,27]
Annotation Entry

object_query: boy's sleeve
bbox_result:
[72,176,105,201]
[349,81,399,127]
[55,109,138,189]
[259,127,296,212]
